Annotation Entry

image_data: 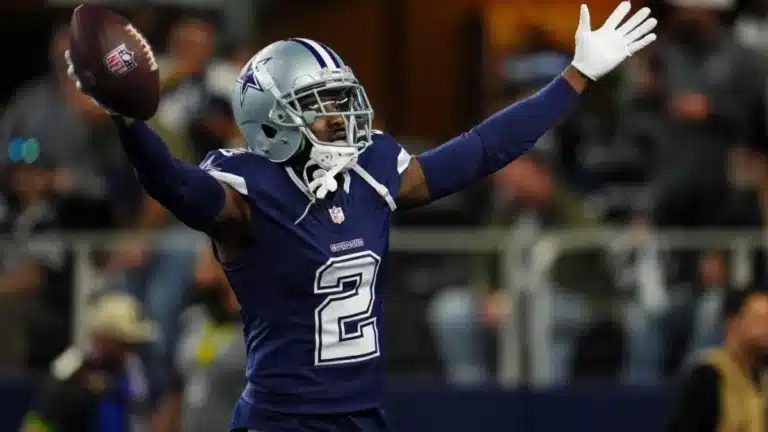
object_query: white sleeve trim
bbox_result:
[207,170,248,195]
[396,147,411,175]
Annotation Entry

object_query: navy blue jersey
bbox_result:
[198,132,410,429]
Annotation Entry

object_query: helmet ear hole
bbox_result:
[261,124,278,139]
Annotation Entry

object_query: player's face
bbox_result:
[308,112,345,143]
[299,88,357,143]
[740,294,768,354]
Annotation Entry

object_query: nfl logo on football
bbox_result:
[104,43,137,76]
[328,206,345,224]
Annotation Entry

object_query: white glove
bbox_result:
[571,1,657,81]
[63,49,115,115]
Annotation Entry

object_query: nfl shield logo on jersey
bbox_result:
[104,44,138,76]
[328,206,345,224]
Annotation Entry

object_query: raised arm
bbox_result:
[111,117,250,241]
[397,2,657,207]
[398,68,586,207]
[61,40,250,242]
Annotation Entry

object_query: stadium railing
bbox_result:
[39,227,764,387]
[60,227,530,378]
[509,228,764,387]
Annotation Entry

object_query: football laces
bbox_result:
[125,24,158,72]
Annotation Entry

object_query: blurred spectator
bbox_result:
[617,0,767,384]
[689,251,729,350]
[21,293,154,432]
[0,23,124,229]
[665,289,768,431]
[428,147,621,384]
[192,41,252,154]
[388,138,488,379]
[427,74,619,384]
[427,37,638,385]
[156,14,216,157]
[0,154,69,373]
[110,148,197,409]
[723,136,768,286]
[627,250,733,383]
[734,0,768,57]
[175,252,243,432]
[110,15,218,409]
[109,117,195,410]
[566,69,652,222]
[647,0,765,231]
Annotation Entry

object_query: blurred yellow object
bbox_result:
[194,322,238,367]
[485,0,622,52]
[21,413,52,432]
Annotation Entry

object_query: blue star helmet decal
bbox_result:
[238,57,272,106]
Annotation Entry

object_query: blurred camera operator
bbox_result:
[666,289,768,431]
[21,293,155,432]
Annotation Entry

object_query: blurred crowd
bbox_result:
[1,9,247,430]
[428,0,768,387]
[2,0,768,429]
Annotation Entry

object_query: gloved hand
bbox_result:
[63,49,116,115]
[571,1,657,81]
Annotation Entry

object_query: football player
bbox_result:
[65,3,656,431]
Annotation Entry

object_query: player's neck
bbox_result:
[283,140,347,201]
[285,139,311,170]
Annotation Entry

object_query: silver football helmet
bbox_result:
[232,38,394,222]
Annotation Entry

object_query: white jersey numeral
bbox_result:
[314,251,381,365]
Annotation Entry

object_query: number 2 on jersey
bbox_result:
[314,251,381,366]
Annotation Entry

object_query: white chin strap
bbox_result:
[295,144,397,224]
[250,63,395,223]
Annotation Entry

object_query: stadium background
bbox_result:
[0,0,764,430]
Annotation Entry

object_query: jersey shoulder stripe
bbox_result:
[199,148,253,195]
[370,131,411,175]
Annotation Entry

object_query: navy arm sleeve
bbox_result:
[664,364,721,432]
[113,118,226,231]
[416,75,579,200]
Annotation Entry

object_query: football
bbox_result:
[69,4,160,120]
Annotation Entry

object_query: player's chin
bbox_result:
[330,133,347,142]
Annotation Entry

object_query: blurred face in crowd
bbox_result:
[729,148,768,190]
[10,165,55,205]
[670,7,722,49]
[699,251,726,287]
[91,333,134,364]
[494,155,553,207]
[732,293,768,357]
[168,17,214,75]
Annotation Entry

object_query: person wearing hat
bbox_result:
[21,293,155,432]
